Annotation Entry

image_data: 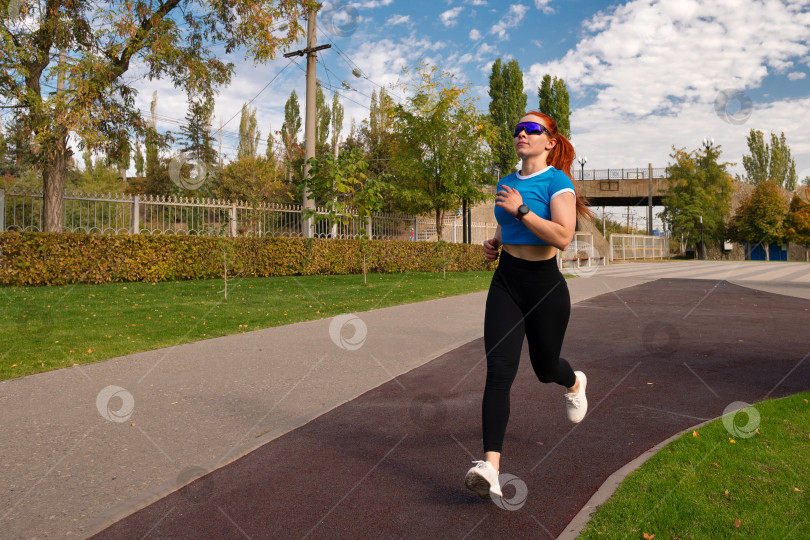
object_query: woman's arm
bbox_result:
[518,192,576,250]
[495,185,576,250]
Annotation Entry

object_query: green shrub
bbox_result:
[0,231,494,286]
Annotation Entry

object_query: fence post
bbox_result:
[366,216,372,239]
[0,189,4,232]
[131,195,139,234]
[230,203,237,237]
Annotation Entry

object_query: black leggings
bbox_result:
[482,250,576,453]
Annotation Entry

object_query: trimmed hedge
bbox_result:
[0,231,495,286]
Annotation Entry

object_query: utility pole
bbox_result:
[284,8,331,238]
[647,162,653,235]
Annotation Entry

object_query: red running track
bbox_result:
[91,279,810,539]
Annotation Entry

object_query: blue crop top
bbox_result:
[494,166,575,245]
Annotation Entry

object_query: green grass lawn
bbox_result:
[579,391,810,539]
[0,270,496,381]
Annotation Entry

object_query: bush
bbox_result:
[0,231,494,286]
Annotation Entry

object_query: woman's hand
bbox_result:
[495,185,523,216]
[483,236,501,262]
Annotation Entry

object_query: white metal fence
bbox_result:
[610,234,671,261]
[0,188,500,243]
[558,232,607,273]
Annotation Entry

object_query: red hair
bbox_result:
[524,111,594,219]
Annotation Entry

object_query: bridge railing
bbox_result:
[571,168,670,181]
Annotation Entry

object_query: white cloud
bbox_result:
[468,0,487,5]
[469,28,481,40]
[788,72,807,81]
[440,7,463,27]
[534,0,554,14]
[522,0,810,177]
[358,0,393,8]
[490,4,530,39]
[386,14,411,26]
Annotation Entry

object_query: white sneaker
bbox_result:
[464,460,502,499]
[565,371,588,423]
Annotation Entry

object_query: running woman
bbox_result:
[465,111,594,500]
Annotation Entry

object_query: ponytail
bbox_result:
[524,111,594,219]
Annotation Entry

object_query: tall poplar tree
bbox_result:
[537,74,571,137]
[488,58,527,177]
[330,91,344,156]
[281,90,302,181]
[741,129,798,190]
[237,103,260,160]
[315,83,330,156]
[180,94,217,167]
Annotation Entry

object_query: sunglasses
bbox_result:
[512,122,551,137]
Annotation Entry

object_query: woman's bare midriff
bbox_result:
[502,244,558,261]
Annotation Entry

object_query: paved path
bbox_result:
[2,260,809,538]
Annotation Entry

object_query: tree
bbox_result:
[301,148,384,236]
[783,194,810,261]
[315,83,330,156]
[180,94,217,169]
[281,89,302,182]
[488,58,527,177]
[237,103,260,160]
[1,0,312,231]
[728,180,787,261]
[133,137,144,176]
[391,63,493,239]
[661,144,733,258]
[330,91,344,156]
[741,129,798,190]
[537,74,571,137]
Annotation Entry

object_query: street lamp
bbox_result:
[577,156,587,181]
[699,214,706,260]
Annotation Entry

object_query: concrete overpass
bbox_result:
[573,166,672,207]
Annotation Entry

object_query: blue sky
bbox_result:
[133,0,810,196]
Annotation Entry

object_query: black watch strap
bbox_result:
[516,204,530,221]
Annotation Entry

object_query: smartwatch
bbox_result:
[516,204,530,221]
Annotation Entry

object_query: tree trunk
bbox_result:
[763,242,770,262]
[42,130,70,232]
[435,209,444,241]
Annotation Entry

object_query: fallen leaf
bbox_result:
[755,429,760,435]
[725,489,729,496]
[734,518,741,529]
[643,534,655,540]
[87,349,93,353]
[10,363,17,368]
[130,423,135,427]
[693,431,700,438]
[536,441,543,445]
[712,463,720,468]
[794,487,804,492]
[729,438,736,443]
